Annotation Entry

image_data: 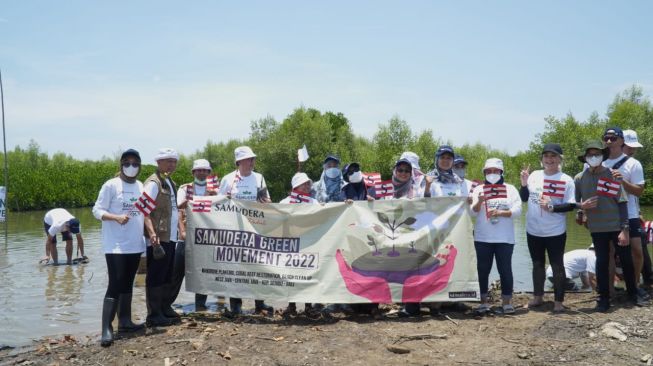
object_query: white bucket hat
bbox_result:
[482,158,504,172]
[291,172,312,189]
[192,159,212,171]
[623,129,643,148]
[155,148,179,161]
[234,146,257,162]
[400,151,421,170]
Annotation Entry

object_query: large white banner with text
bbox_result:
[185,196,479,303]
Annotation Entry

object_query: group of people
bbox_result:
[44,125,652,347]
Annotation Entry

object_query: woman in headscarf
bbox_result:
[392,158,432,317]
[426,145,464,197]
[314,155,345,203]
[340,162,375,202]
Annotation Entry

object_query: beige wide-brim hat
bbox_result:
[234,146,257,162]
[291,172,312,189]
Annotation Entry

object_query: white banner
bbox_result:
[185,196,479,303]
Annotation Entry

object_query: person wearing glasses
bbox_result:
[574,140,645,311]
[602,127,649,302]
[92,149,146,346]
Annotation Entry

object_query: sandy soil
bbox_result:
[2,290,652,366]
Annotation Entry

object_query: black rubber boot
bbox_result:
[398,302,420,317]
[254,300,274,315]
[100,298,118,347]
[146,286,174,327]
[229,298,243,315]
[117,293,145,332]
[195,294,208,310]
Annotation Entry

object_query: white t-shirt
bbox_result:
[219,170,268,201]
[471,183,522,244]
[603,154,645,219]
[92,177,146,254]
[546,249,596,278]
[525,170,576,237]
[43,208,76,236]
[144,177,179,243]
[177,183,208,206]
[429,180,469,198]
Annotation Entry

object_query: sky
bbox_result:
[1,1,652,162]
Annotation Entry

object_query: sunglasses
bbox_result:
[603,135,618,142]
[122,162,141,168]
[396,168,411,174]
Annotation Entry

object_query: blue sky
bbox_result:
[1,1,652,162]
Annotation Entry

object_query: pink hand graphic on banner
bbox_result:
[335,249,392,303]
[401,244,458,303]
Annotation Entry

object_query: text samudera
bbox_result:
[195,228,318,270]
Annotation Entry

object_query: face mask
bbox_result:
[586,156,603,167]
[325,167,341,179]
[349,171,363,183]
[453,168,466,179]
[485,173,501,184]
[194,178,207,185]
[122,166,139,178]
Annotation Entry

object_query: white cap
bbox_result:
[291,172,312,189]
[234,146,256,162]
[623,129,643,148]
[482,158,504,172]
[400,151,421,170]
[155,148,179,161]
[192,159,211,171]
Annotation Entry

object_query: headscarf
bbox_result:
[392,165,415,199]
[427,150,461,185]
[316,169,344,202]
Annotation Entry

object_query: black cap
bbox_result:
[323,155,340,165]
[395,158,413,168]
[121,149,141,161]
[453,154,467,165]
[435,145,455,158]
[603,127,624,138]
[68,218,80,234]
[542,143,563,156]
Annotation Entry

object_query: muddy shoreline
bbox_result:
[2,292,652,366]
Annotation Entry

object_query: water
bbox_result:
[1,205,651,347]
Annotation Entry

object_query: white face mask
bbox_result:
[325,167,341,179]
[586,156,603,167]
[194,178,207,185]
[453,168,466,179]
[485,173,501,184]
[349,171,363,183]
[123,166,139,178]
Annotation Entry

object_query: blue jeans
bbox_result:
[475,242,514,299]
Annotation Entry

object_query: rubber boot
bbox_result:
[195,294,208,310]
[162,242,184,321]
[229,298,243,315]
[398,302,420,317]
[254,299,274,315]
[146,286,174,327]
[117,293,144,332]
[100,298,118,347]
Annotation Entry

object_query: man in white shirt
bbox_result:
[219,146,273,315]
[546,248,596,291]
[602,127,648,299]
[42,208,86,265]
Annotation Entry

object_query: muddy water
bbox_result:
[1,206,651,347]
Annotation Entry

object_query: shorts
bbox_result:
[629,218,642,239]
[43,222,74,244]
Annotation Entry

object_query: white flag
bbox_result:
[297,144,309,162]
[0,186,6,222]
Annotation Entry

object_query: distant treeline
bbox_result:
[2,86,652,211]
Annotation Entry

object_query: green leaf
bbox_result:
[377,212,389,224]
[401,217,417,226]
